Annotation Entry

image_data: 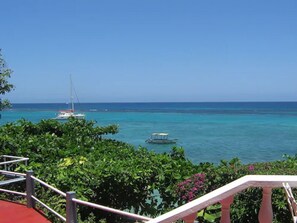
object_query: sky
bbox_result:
[1,0,297,103]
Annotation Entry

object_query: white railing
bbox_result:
[147,175,297,223]
[0,155,28,195]
[1,160,152,223]
[1,155,296,223]
[0,155,29,171]
[72,198,152,221]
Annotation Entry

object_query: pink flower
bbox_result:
[176,172,206,202]
[248,165,255,171]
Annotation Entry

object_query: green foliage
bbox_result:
[197,205,221,222]
[0,49,14,110]
[1,118,297,222]
[173,157,297,223]
[0,118,197,222]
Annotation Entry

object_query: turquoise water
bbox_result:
[1,102,297,164]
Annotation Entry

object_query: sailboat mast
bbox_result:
[70,75,74,112]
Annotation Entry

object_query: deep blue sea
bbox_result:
[1,102,297,164]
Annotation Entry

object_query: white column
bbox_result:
[220,195,234,223]
[182,212,197,223]
[258,187,273,223]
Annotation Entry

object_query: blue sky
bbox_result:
[1,0,297,103]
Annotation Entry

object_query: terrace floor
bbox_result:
[0,200,51,223]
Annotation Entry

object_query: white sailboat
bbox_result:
[54,75,85,120]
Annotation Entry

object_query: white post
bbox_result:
[258,187,273,223]
[4,156,7,170]
[220,195,234,223]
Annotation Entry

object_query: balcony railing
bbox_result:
[0,155,29,171]
[147,175,297,223]
[1,155,297,223]
[0,155,152,223]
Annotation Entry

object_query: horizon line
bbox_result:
[10,101,297,104]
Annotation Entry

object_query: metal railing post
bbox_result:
[26,170,35,208]
[66,191,78,223]
[4,156,7,170]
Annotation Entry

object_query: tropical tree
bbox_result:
[0,49,14,111]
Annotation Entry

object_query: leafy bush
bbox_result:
[0,118,296,223]
[0,118,197,222]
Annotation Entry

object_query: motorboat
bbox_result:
[145,133,177,144]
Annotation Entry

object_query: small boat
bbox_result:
[54,75,85,120]
[145,133,177,144]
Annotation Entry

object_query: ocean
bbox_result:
[1,102,297,164]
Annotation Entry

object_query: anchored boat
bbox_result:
[145,133,177,144]
[54,75,85,120]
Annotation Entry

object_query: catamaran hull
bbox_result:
[54,113,85,120]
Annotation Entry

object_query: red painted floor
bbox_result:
[0,200,51,223]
